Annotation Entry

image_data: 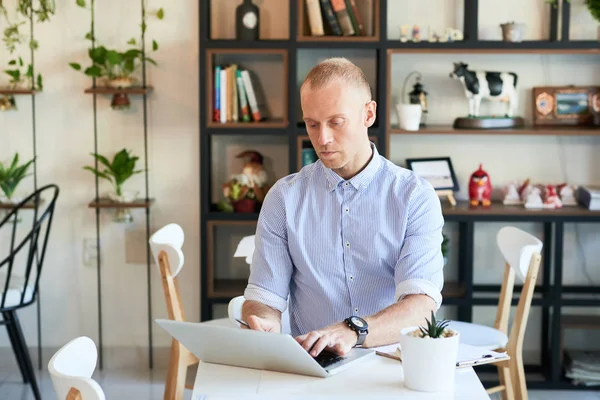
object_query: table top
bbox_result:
[191,349,491,399]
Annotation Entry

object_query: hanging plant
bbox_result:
[69,0,165,89]
[587,0,600,23]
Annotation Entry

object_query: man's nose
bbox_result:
[317,127,334,146]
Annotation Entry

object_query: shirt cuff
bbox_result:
[395,279,443,310]
[243,283,288,313]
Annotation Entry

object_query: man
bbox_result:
[241,57,445,358]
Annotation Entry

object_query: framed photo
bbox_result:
[405,157,459,192]
[533,86,600,127]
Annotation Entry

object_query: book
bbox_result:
[306,0,324,36]
[354,0,373,36]
[214,65,221,122]
[235,69,251,122]
[319,0,342,35]
[329,0,355,36]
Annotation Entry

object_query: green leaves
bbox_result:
[84,149,144,196]
[156,8,164,20]
[76,0,86,7]
[152,40,158,51]
[418,311,450,339]
[0,153,35,200]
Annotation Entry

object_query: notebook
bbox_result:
[375,342,510,369]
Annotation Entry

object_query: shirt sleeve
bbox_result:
[243,181,293,313]
[393,181,445,309]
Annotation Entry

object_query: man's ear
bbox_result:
[364,100,377,128]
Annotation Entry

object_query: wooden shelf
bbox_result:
[203,39,291,49]
[0,199,45,210]
[390,125,600,136]
[84,86,153,95]
[561,315,600,329]
[207,119,289,129]
[442,281,465,298]
[209,279,248,299]
[88,198,154,209]
[0,88,38,95]
[387,40,600,54]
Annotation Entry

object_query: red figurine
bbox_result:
[469,163,492,207]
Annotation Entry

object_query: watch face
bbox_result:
[351,317,365,328]
[243,12,257,29]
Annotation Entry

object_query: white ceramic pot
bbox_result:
[396,104,422,131]
[399,325,460,392]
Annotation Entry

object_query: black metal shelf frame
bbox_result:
[87,0,154,370]
[199,0,600,391]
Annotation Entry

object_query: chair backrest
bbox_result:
[0,184,59,312]
[494,226,543,352]
[149,223,186,322]
[48,336,105,400]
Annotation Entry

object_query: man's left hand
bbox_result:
[294,322,357,357]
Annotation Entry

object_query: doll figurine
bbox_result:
[468,163,492,207]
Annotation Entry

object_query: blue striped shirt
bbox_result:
[244,143,445,337]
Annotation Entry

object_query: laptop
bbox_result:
[155,319,376,378]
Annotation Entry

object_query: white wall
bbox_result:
[0,0,200,357]
[1,0,599,369]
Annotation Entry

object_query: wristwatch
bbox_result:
[344,316,368,347]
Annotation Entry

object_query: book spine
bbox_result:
[319,0,342,35]
[329,0,355,36]
[236,70,251,122]
[219,68,227,123]
[306,0,325,36]
[241,70,261,122]
[346,0,364,35]
[231,64,238,122]
[214,65,221,122]
[355,0,373,36]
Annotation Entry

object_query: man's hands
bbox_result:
[242,315,281,333]
[294,322,357,357]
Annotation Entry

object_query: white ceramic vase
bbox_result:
[395,104,422,131]
[399,326,460,392]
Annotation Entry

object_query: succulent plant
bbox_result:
[411,311,456,339]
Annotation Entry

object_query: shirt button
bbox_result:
[345,208,349,212]
[346,242,350,247]
[350,276,354,280]
[344,182,349,186]
[354,308,359,313]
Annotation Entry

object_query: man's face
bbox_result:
[300,79,376,172]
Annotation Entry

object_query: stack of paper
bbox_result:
[565,350,600,386]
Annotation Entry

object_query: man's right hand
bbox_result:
[244,315,281,333]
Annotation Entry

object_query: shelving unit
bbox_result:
[83,0,155,370]
[199,0,600,391]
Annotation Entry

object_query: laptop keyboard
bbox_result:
[313,351,346,368]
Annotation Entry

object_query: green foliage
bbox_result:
[83,149,144,196]
[418,311,450,339]
[69,1,165,83]
[0,1,53,90]
[587,0,600,22]
[0,153,34,201]
[441,233,449,257]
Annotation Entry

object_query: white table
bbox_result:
[191,349,491,399]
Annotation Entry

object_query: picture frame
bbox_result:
[405,157,460,192]
[532,86,600,127]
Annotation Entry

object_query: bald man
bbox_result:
[241,57,445,358]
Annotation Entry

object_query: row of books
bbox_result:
[305,0,373,37]
[213,64,263,123]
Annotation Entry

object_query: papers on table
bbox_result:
[233,235,255,265]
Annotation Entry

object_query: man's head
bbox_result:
[300,57,376,178]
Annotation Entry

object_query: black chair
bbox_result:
[0,184,59,400]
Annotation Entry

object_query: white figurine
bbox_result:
[524,186,544,209]
[502,182,521,205]
[558,183,578,206]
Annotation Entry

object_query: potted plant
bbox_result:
[0,153,35,205]
[83,148,144,222]
[0,0,54,110]
[399,311,459,392]
[442,233,449,265]
[68,0,165,109]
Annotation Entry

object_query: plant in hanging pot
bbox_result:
[399,311,459,392]
[0,153,35,205]
[68,0,164,110]
[441,233,449,265]
[83,148,144,223]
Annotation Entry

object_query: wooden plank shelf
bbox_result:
[0,88,38,95]
[88,198,154,209]
[387,40,600,54]
[207,119,289,129]
[390,125,600,136]
[84,86,153,95]
[202,39,291,49]
[0,199,45,210]
[561,315,600,329]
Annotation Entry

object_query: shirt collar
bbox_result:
[322,141,381,192]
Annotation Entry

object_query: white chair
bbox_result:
[447,226,543,400]
[149,223,232,400]
[48,336,105,400]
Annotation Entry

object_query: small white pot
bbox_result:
[399,326,460,392]
[396,104,422,131]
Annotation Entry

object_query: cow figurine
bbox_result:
[450,62,518,118]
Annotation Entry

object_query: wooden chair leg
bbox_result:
[510,356,527,400]
[497,364,514,400]
[164,339,189,400]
